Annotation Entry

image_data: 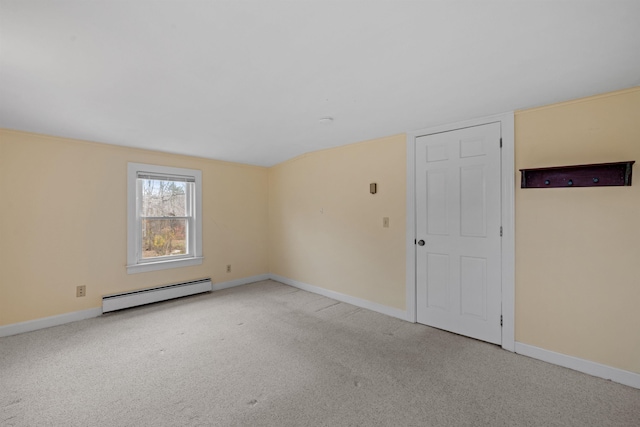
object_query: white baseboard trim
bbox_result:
[213,274,271,291]
[515,342,640,389]
[4,277,637,391]
[270,274,409,321]
[0,307,103,338]
[0,274,271,338]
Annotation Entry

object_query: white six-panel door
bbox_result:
[415,122,502,344]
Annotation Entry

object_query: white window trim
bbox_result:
[127,162,203,274]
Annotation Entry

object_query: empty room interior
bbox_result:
[1,1,640,426]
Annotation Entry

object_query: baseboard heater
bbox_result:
[102,278,212,313]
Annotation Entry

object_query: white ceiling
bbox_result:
[1,1,639,167]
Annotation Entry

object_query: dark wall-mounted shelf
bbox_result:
[520,161,635,188]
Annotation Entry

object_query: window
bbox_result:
[127,163,202,273]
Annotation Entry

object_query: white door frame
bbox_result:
[405,112,515,352]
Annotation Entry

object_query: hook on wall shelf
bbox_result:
[520,161,635,188]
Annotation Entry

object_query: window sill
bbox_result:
[126,257,203,274]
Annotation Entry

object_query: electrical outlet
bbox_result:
[226,264,231,273]
[76,285,86,297]
[383,217,390,228]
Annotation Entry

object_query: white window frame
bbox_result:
[127,162,203,274]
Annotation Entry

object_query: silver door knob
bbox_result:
[417,240,425,246]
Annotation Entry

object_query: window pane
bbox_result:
[141,219,188,258]
[140,179,188,217]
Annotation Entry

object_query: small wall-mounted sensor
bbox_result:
[370,183,377,194]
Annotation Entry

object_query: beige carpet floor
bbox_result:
[1,280,639,426]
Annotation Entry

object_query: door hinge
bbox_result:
[500,226,503,237]
[500,137,503,148]
[500,315,503,327]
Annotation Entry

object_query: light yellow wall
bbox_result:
[515,87,640,374]
[0,129,269,326]
[4,87,639,377]
[268,134,406,309]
